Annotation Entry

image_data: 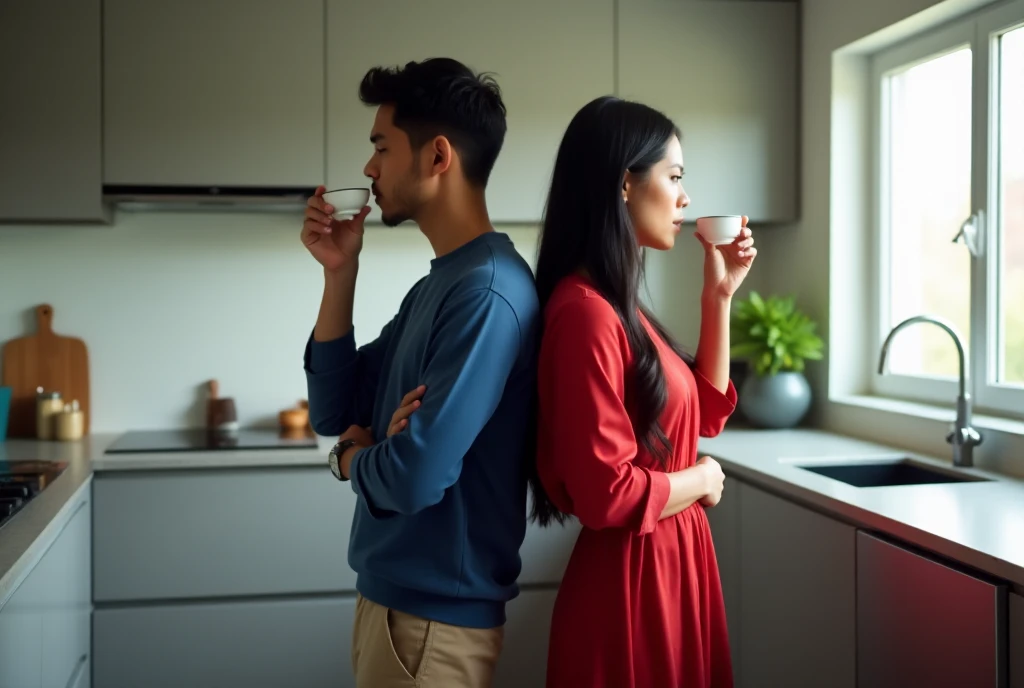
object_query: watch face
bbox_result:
[328,447,342,480]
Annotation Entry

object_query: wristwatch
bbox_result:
[328,439,359,481]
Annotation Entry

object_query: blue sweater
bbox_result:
[304,232,539,629]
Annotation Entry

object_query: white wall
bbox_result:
[757,0,1024,477]
[0,209,758,433]
[0,212,534,432]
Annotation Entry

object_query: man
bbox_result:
[301,58,539,687]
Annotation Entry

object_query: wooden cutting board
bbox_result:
[2,304,90,437]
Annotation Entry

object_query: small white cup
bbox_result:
[695,215,743,245]
[322,187,370,219]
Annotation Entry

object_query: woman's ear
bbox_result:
[622,171,632,204]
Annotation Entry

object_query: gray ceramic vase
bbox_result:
[738,371,811,429]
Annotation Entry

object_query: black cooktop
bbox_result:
[1,460,69,529]
[104,428,319,454]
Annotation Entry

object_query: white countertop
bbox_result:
[698,428,1024,588]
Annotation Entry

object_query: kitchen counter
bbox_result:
[0,432,335,608]
[0,436,95,608]
[699,427,1024,589]
[5,425,1024,607]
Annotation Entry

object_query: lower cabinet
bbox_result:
[706,478,857,688]
[857,531,1007,688]
[737,482,857,688]
[494,589,558,688]
[91,469,564,687]
[93,596,356,688]
[92,588,557,688]
[708,472,1016,688]
[704,475,742,682]
[1012,593,1023,688]
[0,490,91,688]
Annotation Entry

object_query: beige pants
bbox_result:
[351,593,504,688]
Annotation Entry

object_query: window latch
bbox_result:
[952,210,984,258]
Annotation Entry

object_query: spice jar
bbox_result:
[56,400,85,441]
[35,387,63,440]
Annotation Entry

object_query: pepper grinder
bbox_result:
[206,379,238,433]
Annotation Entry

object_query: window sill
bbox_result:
[830,394,1024,438]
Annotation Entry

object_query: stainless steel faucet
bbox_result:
[878,315,982,468]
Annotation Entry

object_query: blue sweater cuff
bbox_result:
[305,329,357,374]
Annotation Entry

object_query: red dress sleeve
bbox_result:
[537,293,671,535]
[692,367,737,438]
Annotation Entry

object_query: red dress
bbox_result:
[537,275,737,688]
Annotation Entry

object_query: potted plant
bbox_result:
[730,291,825,428]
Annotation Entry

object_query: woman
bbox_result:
[531,95,756,687]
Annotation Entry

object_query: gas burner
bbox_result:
[0,461,68,530]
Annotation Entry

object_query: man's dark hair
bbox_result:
[359,57,507,188]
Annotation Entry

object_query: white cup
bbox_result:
[322,187,370,219]
[695,215,743,245]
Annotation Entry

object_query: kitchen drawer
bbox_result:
[93,596,354,688]
[93,467,357,602]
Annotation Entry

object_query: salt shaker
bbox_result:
[35,387,63,440]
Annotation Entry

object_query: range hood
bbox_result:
[103,185,317,212]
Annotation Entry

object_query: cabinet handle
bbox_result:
[64,653,88,688]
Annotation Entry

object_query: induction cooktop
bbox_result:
[104,428,319,454]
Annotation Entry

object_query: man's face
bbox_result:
[362,105,427,227]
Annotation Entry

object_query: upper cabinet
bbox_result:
[102,0,325,188]
[3,1,798,224]
[0,0,106,222]
[618,0,799,222]
[325,0,615,225]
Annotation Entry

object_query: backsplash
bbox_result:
[1,211,740,432]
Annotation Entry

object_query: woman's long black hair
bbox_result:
[529,96,695,527]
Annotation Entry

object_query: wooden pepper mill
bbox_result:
[206,379,238,432]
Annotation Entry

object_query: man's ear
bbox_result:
[430,136,453,176]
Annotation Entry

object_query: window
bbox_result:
[871,0,1024,417]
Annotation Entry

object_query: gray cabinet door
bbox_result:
[93,468,357,602]
[857,531,1007,688]
[738,482,856,688]
[103,0,324,187]
[1012,593,1023,688]
[494,589,558,688]
[704,475,741,682]
[38,501,91,688]
[0,0,105,222]
[0,495,91,688]
[93,596,356,688]
[0,552,45,688]
[618,0,798,222]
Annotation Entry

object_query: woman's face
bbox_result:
[623,135,690,250]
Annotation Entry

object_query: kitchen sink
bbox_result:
[795,457,989,488]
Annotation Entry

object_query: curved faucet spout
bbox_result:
[877,315,981,467]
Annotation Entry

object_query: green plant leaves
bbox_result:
[730,290,825,376]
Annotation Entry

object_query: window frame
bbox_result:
[868,0,1024,419]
